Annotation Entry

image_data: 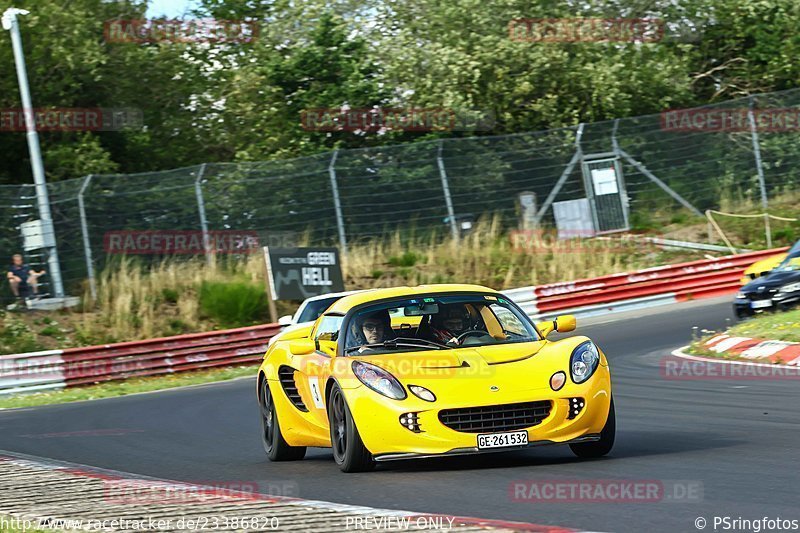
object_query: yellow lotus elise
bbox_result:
[256,284,614,472]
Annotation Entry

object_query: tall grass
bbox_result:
[82,255,269,342]
[75,216,684,343]
[343,215,655,290]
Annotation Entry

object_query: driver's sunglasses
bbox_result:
[362,323,384,332]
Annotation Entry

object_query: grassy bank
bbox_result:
[0,366,255,410]
[1,218,700,354]
[2,207,798,356]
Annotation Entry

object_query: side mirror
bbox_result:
[536,314,576,338]
[555,314,576,333]
[289,338,316,355]
[278,315,293,326]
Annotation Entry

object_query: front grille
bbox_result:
[748,289,777,301]
[438,400,552,433]
[278,366,308,412]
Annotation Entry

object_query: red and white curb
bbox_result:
[671,345,800,372]
[0,451,591,532]
[696,334,800,365]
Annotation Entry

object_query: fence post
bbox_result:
[194,163,211,264]
[328,150,348,255]
[535,123,584,225]
[437,140,459,240]
[747,97,771,248]
[77,174,96,300]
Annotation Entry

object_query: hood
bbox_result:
[741,269,800,292]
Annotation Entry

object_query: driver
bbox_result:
[347,309,394,350]
[429,304,472,345]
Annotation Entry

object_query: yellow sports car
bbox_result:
[740,240,800,285]
[256,284,614,472]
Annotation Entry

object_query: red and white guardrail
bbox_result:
[0,324,279,396]
[1,248,788,396]
[504,247,788,320]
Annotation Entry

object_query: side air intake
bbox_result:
[278,366,308,412]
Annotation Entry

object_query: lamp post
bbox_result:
[3,7,65,298]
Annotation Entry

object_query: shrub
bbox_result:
[199,280,269,327]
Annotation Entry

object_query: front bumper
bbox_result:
[373,434,600,462]
[734,291,800,317]
[346,371,612,457]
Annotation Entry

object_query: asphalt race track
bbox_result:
[2,297,799,532]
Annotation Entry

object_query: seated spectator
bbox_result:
[7,254,45,300]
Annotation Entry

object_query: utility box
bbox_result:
[20,220,55,251]
[553,198,595,240]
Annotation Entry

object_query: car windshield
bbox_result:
[344,294,539,354]
[776,246,800,272]
[297,296,342,323]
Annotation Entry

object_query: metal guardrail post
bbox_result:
[194,163,211,264]
[77,175,96,300]
[618,149,703,217]
[747,97,772,248]
[437,140,459,240]
[534,123,584,225]
[328,150,348,255]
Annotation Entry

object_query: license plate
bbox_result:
[751,300,773,309]
[477,430,528,450]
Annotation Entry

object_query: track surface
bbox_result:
[2,298,799,532]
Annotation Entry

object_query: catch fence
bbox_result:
[3,89,800,302]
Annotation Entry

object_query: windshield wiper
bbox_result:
[345,337,450,354]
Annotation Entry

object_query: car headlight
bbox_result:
[570,341,600,384]
[779,282,800,293]
[352,360,407,400]
[735,292,747,299]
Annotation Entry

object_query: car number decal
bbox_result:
[308,376,325,408]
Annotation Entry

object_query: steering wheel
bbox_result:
[454,330,491,343]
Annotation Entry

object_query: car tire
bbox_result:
[328,383,375,473]
[570,397,615,459]
[259,378,306,461]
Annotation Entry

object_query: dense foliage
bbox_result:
[1,0,799,184]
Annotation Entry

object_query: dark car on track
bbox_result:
[734,246,800,319]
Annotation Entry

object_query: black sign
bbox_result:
[264,247,345,300]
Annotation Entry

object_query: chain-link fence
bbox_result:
[3,89,800,303]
